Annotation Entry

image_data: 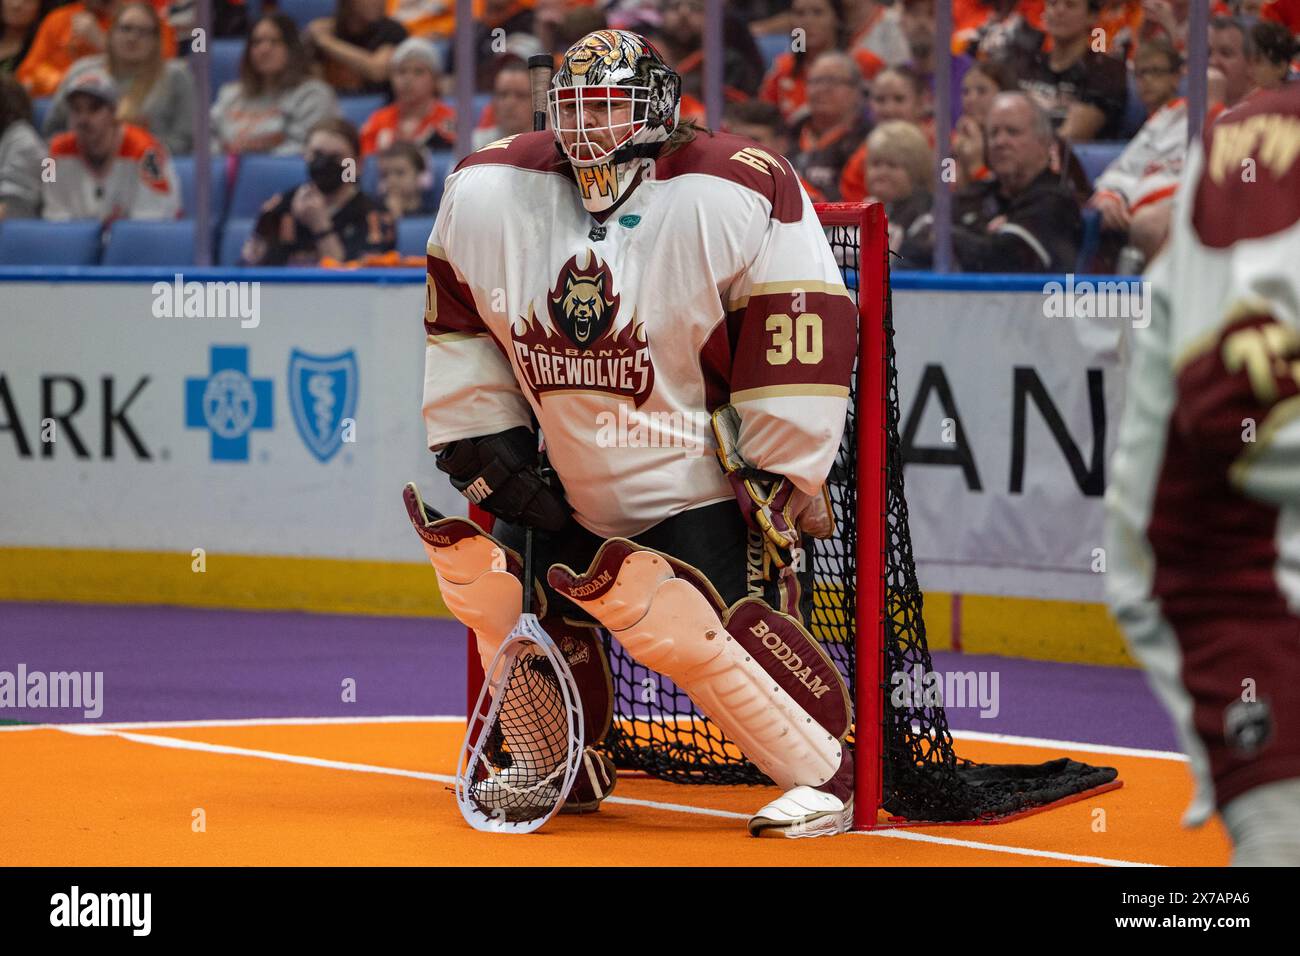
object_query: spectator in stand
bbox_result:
[307,0,408,97]
[42,67,179,222]
[377,139,435,217]
[952,0,1046,63]
[442,0,534,92]
[1138,0,1191,54]
[242,117,395,265]
[1,0,55,76]
[846,0,911,66]
[384,0,453,39]
[1207,16,1256,108]
[211,13,339,155]
[839,64,932,200]
[0,72,42,217]
[864,120,934,263]
[760,0,884,126]
[471,58,530,149]
[1250,19,1296,90]
[1012,0,1129,140]
[789,50,873,201]
[17,0,177,98]
[532,0,567,53]
[1088,39,1197,267]
[1096,0,1143,60]
[658,0,764,106]
[1261,0,1300,41]
[901,92,1081,271]
[952,59,1017,186]
[359,37,454,155]
[44,3,195,155]
[901,0,974,119]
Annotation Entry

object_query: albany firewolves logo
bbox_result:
[510,251,654,406]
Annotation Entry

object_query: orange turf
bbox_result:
[0,720,1230,867]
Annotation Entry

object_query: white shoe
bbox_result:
[747,786,853,838]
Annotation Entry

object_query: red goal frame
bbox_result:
[464,201,890,833]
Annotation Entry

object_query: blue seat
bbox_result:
[397,216,435,257]
[756,32,790,71]
[228,154,304,217]
[219,217,255,265]
[0,220,101,265]
[209,38,245,99]
[278,0,335,30]
[103,220,197,266]
[1071,141,1126,187]
[174,155,229,218]
[1076,207,1102,272]
[339,94,385,131]
[30,96,52,133]
[426,150,454,211]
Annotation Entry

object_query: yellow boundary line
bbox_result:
[0,547,1132,665]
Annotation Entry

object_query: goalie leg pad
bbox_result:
[549,540,852,794]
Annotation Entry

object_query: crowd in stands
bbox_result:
[0,0,1297,270]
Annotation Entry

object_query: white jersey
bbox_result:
[42,124,180,223]
[1091,97,1221,214]
[422,130,857,538]
[1105,85,1300,824]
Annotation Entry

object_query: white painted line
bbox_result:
[853,827,1158,867]
[949,729,1188,762]
[45,723,1164,867]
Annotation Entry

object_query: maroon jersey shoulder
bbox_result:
[1193,84,1300,248]
[655,130,805,223]
[454,130,569,176]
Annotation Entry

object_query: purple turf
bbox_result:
[0,602,1178,752]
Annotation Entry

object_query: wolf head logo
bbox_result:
[548,251,620,349]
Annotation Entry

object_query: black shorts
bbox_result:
[492,500,803,623]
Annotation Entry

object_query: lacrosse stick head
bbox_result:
[456,613,586,834]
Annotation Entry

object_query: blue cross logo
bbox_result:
[185,346,273,461]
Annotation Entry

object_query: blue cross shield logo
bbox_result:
[185,346,273,461]
[289,349,358,463]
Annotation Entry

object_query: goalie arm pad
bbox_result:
[436,426,571,532]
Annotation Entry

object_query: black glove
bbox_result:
[435,426,571,532]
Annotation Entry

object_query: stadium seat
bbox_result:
[0,220,101,265]
[756,32,790,71]
[209,38,245,98]
[218,217,255,266]
[1071,141,1126,188]
[278,0,334,30]
[228,154,305,217]
[30,96,52,132]
[397,216,435,257]
[103,220,198,266]
[174,155,230,219]
[426,150,454,211]
[339,94,386,131]
[1076,207,1102,272]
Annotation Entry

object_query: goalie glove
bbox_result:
[435,426,571,532]
[711,405,834,578]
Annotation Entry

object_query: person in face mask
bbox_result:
[242,117,396,265]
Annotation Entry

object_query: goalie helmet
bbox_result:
[549,29,682,214]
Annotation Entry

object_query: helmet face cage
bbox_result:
[548,85,651,166]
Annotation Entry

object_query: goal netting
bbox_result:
[584,201,1119,825]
